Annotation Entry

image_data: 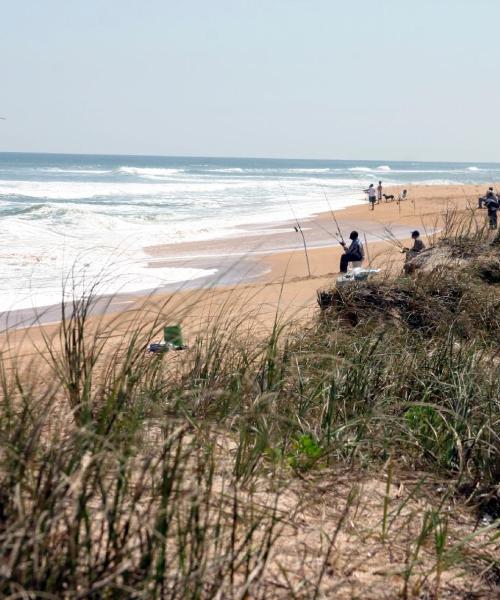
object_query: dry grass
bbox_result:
[0,209,499,598]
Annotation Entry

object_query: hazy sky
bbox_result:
[1,0,499,161]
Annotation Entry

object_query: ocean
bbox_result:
[1,152,499,312]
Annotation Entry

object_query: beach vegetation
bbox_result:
[0,210,499,597]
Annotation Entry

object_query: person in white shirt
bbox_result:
[364,184,377,210]
[398,189,408,203]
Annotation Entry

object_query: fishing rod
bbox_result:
[280,184,311,277]
[363,233,371,264]
[314,219,342,244]
[320,185,345,245]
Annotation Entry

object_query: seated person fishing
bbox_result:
[339,231,364,273]
[403,230,425,260]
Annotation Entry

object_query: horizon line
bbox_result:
[0,150,499,165]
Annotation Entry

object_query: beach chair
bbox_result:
[148,324,187,353]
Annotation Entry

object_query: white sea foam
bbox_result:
[1,261,216,312]
[40,168,112,175]
[207,167,332,175]
[348,165,391,174]
[420,179,459,186]
[467,166,480,171]
[317,177,372,185]
[284,168,331,174]
[119,166,183,177]
[0,179,254,200]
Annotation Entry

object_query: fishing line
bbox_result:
[320,185,345,244]
[279,183,311,277]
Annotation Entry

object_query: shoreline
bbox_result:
[1,183,493,337]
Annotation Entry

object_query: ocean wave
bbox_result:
[348,165,390,173]
[309,177,378,187]
[39,168,111,175]
[284,168,331,174]
[0,179,254,200]
[207,168,245,173]
[202,167,333,175]
[119,166,184,177]
[0,203,50,217]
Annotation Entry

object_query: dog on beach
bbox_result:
[383,194,395,202]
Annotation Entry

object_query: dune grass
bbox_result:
[0,210,499,598]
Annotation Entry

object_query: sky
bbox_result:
[1,0,499,161]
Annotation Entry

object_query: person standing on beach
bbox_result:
[364,184,377,210]
[339,231,364,272]
[377,181,383,204]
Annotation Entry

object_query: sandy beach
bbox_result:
[1,182,493,366]
[5,5,500,595]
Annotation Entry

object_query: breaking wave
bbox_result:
[119,166,184,177]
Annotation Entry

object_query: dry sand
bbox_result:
[1,183,492,364]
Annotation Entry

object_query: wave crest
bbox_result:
[119,167,183,178]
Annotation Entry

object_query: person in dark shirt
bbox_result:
[478,187,497,209]
[339,231,364,273]
[485,196,499,229]
[403,230,425,260]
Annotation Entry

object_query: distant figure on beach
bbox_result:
[377,181,383,203]
[364,184,377,210]
[478,187,497,209]
[339,231,364,273]
[398,189,408,203]
[403,230,425,260]
[485,195,499,229]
